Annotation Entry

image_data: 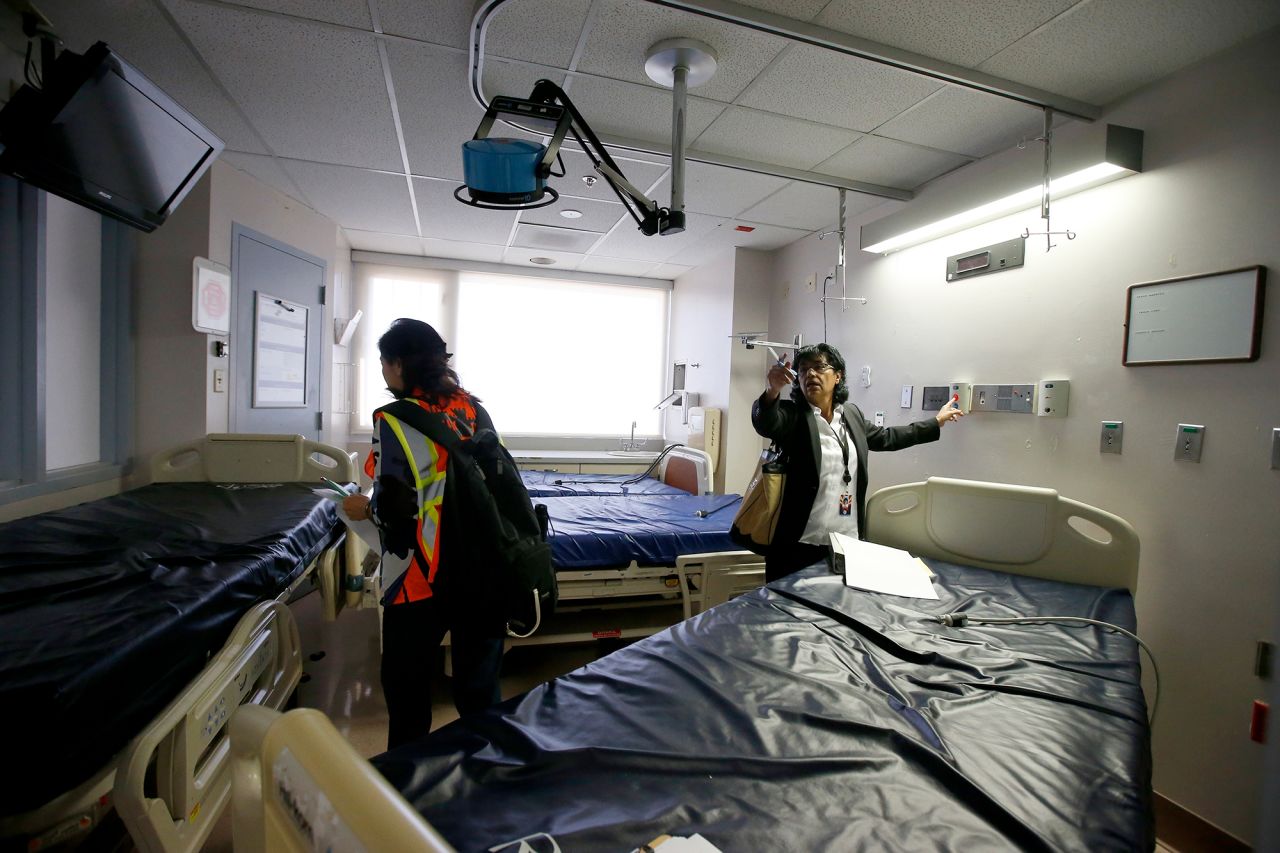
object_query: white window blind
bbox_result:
[354,266,667,437]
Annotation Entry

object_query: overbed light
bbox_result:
[860,123,1143,255]
[863,162,1130,254]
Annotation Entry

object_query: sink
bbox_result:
[607,450,657,457]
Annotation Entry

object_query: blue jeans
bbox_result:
[381,594,504,749]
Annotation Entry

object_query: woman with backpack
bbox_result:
[342,318,505,748]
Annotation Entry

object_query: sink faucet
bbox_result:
[621,421,640,451]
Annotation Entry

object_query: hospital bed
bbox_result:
[518,444,713,497]
[0,433,361,853]
[230,476,1152,851]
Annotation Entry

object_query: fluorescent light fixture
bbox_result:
[861,124,1142,254]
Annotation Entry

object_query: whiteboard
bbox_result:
[253,292,309,407]
[1123,267,1265,365]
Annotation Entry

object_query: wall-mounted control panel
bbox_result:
[1174,424,1205,462]
[921,386,951,412]
[945,237,1025,282]
[1101,421,1123,454]
[970,384,1036,413]
[1038,380,1070,417]
[948,383,972,413]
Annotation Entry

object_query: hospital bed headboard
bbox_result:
[865,477,1140,594]
[151,433,357,484]
[659,446,714,495]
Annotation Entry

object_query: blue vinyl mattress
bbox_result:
[375,562,1153,852]
[543,493,741,569]
[519,470,690,497]
[0,482,342,815]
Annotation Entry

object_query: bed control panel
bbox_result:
[195,628,277,749]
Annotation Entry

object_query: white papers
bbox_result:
[829,532,938,600]
[312,488,381,550]
[637,834,724,853]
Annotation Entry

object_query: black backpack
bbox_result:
[378,400,557,638]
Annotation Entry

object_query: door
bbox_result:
[232,225,325,440]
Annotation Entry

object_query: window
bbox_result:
[354,267,668,437]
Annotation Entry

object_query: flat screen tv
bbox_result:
[0,41,223,232]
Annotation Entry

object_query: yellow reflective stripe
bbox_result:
[381,414,425,491]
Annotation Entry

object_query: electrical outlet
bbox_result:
[805,274,816,293]
[873,411,885,427]
[213,369,226,393]
[900,385,913,408]
[859,365,872,387]
[1174,424,1204,462]
[1100,421,1123,454]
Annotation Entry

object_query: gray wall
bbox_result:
[765,30,1280,844]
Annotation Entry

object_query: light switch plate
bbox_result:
[1101,421,1123,454]
[213,368,226,393]
[900,385,913,408]
[1174,424,1204,462]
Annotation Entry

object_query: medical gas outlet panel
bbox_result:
[927,381,1069,416]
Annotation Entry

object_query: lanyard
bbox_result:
[833,415,852,487]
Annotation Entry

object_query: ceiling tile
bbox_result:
[219,152,308,202]
[421,239,507,263]
[978,0,1280,104]
[661,228,740,268]
[414,178,519,244]
[577,256,660,277]
[736,43,942,132]
[500,248,585,269]
[716,221,810,251]
[165,1,403,169]
[556,149,670,198]
[282,161,418,234]
[216,0,372,29]
[379,0,471,48]
[562,76,725,147]
[737,181,845,231]
[519,196,627,233]
[814,0,1076,67]
[577,0,789,103]
[693,107,860,171]
[593,211,725,262]
[648,162,789,219]
[512,222,602,253]
[485,0,592,67]
[650,263,694,279]
[388,44,487,181]
[37,0,268,154]
[875,86,1048,158]
[344,229,425,255]
[817,135,969,189]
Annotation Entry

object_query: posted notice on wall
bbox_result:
[192,257,231,335]
[253,292,308,408]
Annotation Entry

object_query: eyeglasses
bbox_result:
[797,363,835,375]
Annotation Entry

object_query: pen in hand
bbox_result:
[321,477,350,495]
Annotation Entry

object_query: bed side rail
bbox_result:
[865,476,1140,594]
[676,550,766,618]
[114,601,303,853]
[230,706,454,853]
[151,434,356,484]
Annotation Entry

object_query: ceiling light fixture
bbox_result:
[860,123,1142,255]
[529,257,556,265]
[560,209,583,219]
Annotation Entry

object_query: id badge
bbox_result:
[838,493,853,516]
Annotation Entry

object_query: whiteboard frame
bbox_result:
[1122,266,1266,366]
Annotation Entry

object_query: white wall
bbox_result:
[767,30,1280,844]
[43,195,102,470]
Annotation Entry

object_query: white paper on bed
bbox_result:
[830,531,938,600]
[311,489,381,549]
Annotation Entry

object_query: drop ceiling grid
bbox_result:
[558,74,727,145]
[282,160,420,235]
[376,0,474,49]
[647,163,790,221]
[212,0,374,30]
[874,86,1049,159]
[692,107,860,171]
[166,1,404,170]
[36,0,269,156]
[574,0,792,103]
[816,135,971,189]
[737,180,845,232]
[812,0,1082,68]
[413,178,520,245]
[519,196,629,233]
[976,0,1280,105]
[483,0,594,67]
[734,42,944,132]
[387,44,488,182]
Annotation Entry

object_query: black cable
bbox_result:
[552,443,687,488]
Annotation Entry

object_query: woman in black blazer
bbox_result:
[751,343,963,582]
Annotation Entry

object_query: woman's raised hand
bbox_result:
[765,359,795,399]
